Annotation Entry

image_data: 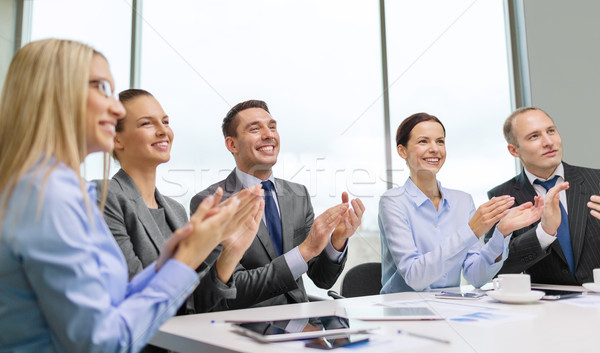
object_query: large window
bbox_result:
[140,0,384,233]
[30,0,132,179]
[23,1,514,292]
[385,0,515,206]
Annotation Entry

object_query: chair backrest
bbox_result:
[340,262,382,298]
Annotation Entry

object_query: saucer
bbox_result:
[582,282,600,293]
[487,290,545,304]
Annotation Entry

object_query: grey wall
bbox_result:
[0,0,18,93]
[518,0,600,168]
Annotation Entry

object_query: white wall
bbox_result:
[518,0,600,169]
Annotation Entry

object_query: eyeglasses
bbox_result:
[89,79,114,98]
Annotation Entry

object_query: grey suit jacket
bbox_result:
[100,169,235,313]
[485,163,600,285]
[189,170,346,310]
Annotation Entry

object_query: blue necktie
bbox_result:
[534,176,575,273]
[261,180,283,256]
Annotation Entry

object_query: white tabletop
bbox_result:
[150,286,600,352]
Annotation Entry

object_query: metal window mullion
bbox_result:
[505,0,530,174]
[379,0,393,190]
[14,0,33,52]
[130,0,143,88]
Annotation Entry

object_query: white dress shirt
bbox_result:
[235,168,346,279]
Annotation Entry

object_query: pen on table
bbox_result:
[440,291,464,296]
[427,299,498,310]
[439,291,482,298]
[398,330,451,344]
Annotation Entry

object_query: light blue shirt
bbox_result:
[0,161,200,352]
[379,178,509,293]
[235,168,346,279]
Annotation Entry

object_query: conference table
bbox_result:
[150,284,600,352]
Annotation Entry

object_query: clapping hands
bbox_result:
[331,192,365,251]
[215,185,265,283]
[298,192,365,262]
[158,188,241,271]
[469,196,515,237]
[496,196,543,237]
[588,194,600,220]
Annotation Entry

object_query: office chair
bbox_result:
[327,262,382,299]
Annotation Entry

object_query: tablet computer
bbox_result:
[304,334,370,349]
[231,315,378,343]
[541,289,583,300]
[344,306,443,321]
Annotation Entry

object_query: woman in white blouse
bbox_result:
[379,112,544,292]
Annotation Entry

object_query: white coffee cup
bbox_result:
[492,274,531,294]
[593,268,600,284]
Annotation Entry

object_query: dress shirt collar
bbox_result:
[404,177,449,208]
[524,162,564,185]
[235,167,277,192]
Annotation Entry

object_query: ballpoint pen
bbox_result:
[437,291,484,298]
[398,330,451,344]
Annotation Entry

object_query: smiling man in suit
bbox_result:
[486,107,600,285]
[190,99,364,309]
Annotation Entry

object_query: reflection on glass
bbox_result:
[385,0,515,207]
[27,1,514,291]
[140,0,384,232]
[30,0,132,180]
[237,316,350,335]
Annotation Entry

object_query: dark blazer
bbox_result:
[100,169,235,313]
[485,163,600,285]
[190,170,346,310]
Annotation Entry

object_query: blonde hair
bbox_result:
[0,39,110,230]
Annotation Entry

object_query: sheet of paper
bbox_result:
[560,294,600,307]
[379,298,497,317]
[377,298,536,325]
